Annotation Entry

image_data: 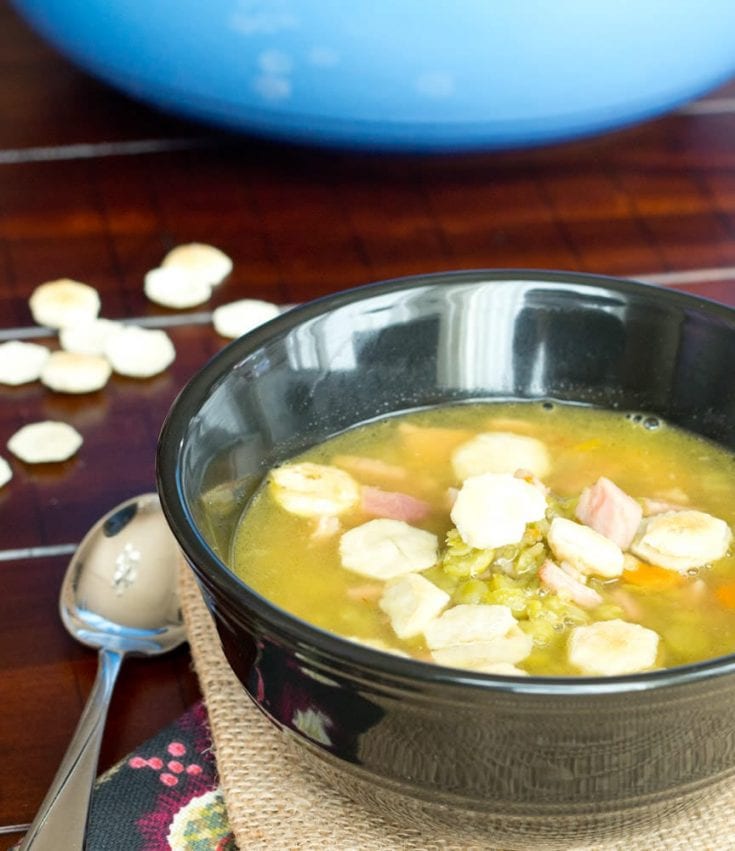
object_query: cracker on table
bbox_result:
[212,298,280,339]
[59,318,121,357]
[144,266,212,309]
[41,350,112,394]
[0,456,11,488]
[161,242,233,287]
[29,279,101,329]
[8,421,83,463]
[0,340,51,386]
[104,325,176,378]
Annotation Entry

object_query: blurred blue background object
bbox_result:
[11,0,735,151]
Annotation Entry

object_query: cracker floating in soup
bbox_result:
[228,402,735,677]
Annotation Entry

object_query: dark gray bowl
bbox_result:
[157,270,735,847]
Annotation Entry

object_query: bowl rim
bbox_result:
[157,267,735,697]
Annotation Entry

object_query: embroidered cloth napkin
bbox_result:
[88,702,234,850]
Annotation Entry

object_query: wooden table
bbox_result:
[2,2,735,846]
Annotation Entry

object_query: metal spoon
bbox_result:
[20,493,187,851]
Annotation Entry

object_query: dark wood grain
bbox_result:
[0,554,199,833]
[0,0,202,151]
[2,0,735,845]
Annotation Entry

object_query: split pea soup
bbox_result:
[229,401,735,677]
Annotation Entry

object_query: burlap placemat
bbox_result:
[178,562,735,850]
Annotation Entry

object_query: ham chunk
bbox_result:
[361,485,432,523]
[575,476,642,550]
[539,559,603,609]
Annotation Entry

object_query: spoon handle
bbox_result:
[19,648,125,851]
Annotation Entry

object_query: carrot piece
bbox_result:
[623,562,684,590]
[716,583,735,609]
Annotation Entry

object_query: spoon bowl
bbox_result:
[20,493,186,851]
[60,493,185,653]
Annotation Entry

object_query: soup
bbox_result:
[230,401,735,677]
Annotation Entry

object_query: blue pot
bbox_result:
[13,0,735,151]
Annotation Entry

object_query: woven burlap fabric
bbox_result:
[178,563,735,850]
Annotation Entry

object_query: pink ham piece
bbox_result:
[539,559,603,609]
[575,476,642,550]
[361,485,432,523]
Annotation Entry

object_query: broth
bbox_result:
[230,401,735,676]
